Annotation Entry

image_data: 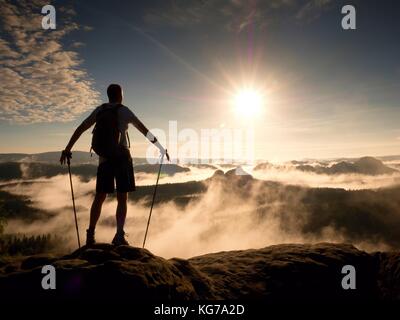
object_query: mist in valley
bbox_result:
[1,157,400,258]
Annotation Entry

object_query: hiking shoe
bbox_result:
[112,232,129,246]
[86,229,96,246]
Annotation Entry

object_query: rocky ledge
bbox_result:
[0,243,399,302]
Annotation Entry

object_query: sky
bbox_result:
[0,0,399,161]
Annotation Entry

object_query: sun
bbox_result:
[233,89,263,118]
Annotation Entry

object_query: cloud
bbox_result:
[252,157,400,189]
[70,42,86,48]
[143,0,334,32]
[135,166,216,185]
[295,0,334,22]
[82,25,94,32]
[0,1,100,123]
[253,166,400,190]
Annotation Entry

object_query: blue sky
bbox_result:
[0,0,399,160]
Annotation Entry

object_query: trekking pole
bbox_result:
[67,156,81,249]
[142,153,164,248]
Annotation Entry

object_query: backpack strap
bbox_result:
[113,104,130,148]
[126,132,131,148]
[114,103,123,110]
[95,103,109,119]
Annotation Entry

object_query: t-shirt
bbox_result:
[82,103,145,163]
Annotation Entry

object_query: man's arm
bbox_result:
[60,110,97,164]
[65,121,92,151]
[128,110,170,161]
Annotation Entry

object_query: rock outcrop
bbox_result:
[0,243,399,302]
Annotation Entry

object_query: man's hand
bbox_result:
[151,137,170,161]
[60,150,72,165]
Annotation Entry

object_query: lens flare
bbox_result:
[234,89,263,118]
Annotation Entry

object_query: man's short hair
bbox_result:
[107,84,122,102]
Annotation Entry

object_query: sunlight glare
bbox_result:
[234,89,263,118]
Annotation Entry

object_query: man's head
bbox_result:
[107,84,123,103]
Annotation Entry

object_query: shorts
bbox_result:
[96,153,136,194]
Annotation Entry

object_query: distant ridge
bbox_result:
[254,156,399,176]
[0,151,153,165]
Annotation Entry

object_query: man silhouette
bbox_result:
[60,84,169,246]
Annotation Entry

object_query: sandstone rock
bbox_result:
[0,243,398,302]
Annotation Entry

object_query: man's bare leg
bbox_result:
[111,192,129,245]
[86,192,107,245]
[88,192,107,233]
[116,192,128,234]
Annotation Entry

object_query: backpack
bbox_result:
[91,103,124,159]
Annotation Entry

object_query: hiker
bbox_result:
[60,84,169,246]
